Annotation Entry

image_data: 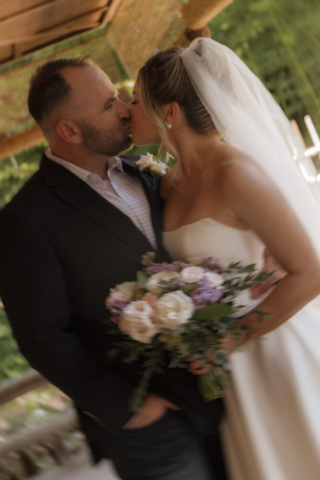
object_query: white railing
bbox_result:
[0,369,79,478]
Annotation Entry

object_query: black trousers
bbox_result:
[96,410,229,480]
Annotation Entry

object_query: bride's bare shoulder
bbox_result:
[214,144,264,184]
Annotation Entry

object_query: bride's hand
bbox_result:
[187,334,234,375]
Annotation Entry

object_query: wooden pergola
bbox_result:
[0,0,233,161]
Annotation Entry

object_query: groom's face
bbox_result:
[61,66,132,156]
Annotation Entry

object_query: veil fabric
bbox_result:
[181,38,320,261]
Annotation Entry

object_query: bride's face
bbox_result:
[129,78,162,146]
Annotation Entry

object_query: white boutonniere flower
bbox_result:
[136,153,167,178]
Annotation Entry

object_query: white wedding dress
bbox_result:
[163,217,320,480]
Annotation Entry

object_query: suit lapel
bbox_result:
[40,155,152,256]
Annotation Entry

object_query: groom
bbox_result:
[0,57,228,479]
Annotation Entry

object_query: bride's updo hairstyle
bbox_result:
[138,47,218,156]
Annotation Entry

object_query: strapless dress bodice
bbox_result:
[162,217,265,269]
[163,217,267,314]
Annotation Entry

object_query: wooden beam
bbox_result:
[0,126,45,161]
[0,0,54,22]
[182,0,234,31]
[101,0,124,28]
[0,0,121,73]
[0,45,13,63]
[0,0,108,42]
[0,369,48,407]
[0,7,108,48]
[0,8,107,49]
[0,22,110,75]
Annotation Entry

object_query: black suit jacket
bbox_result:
[0,154,223,460]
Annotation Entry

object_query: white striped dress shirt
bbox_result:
[45,149,157,250]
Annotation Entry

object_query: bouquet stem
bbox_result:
[198,368,232,402]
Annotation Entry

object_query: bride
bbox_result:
[129,38,320,479]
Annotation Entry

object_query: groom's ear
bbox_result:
[163,102,179,124]
[56,120,82,145]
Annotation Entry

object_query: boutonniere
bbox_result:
[136,153,168,178]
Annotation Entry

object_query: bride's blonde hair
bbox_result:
[138,47,218,162]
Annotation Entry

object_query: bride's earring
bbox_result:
[164,121,172,129]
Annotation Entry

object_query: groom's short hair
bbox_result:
[28,56,97,125]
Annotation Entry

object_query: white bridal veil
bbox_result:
[181,38,320,261]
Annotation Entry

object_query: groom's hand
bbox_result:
[250,248,287,299]
[124,393,179,429]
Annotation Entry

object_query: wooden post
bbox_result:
[182,0,234,31]
[174,0,234,48]
[0,125,45,161]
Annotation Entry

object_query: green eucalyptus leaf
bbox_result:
[137,271,149,289]
[181,283,198,294]
[194,303,234,320]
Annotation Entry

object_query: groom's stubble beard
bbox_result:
[80,118,133,156]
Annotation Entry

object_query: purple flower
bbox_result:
[189,277,223,310]
[143,263,178,275]
[199,257,223,271]
[110,300,129,324]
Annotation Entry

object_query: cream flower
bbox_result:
[120,301,158,343]
[106,282,136,308]
[180,266,205,283]
[155,291,194,331]
[203,272,224,289]
[136,154,167,177]
[150,162,167,176]
[145,271,179,295]
[136,154,156,171]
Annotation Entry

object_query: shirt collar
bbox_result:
[45,148,125,180]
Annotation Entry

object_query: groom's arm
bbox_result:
[0,207,135,432]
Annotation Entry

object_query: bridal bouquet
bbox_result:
[106,252,271,412]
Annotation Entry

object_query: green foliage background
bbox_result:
[1,0,320,381]
[0,146,47,381]
[0,308,29,381]
[208,0,320,140]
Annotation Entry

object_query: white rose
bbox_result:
[145,271,179,295]
[180,266,205,283]
[150,162,167,176]
[120,301,158,343]
[203,272,224,289]
[136,154,156,171]
[155,291,194,331]
[106,282,136,308]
